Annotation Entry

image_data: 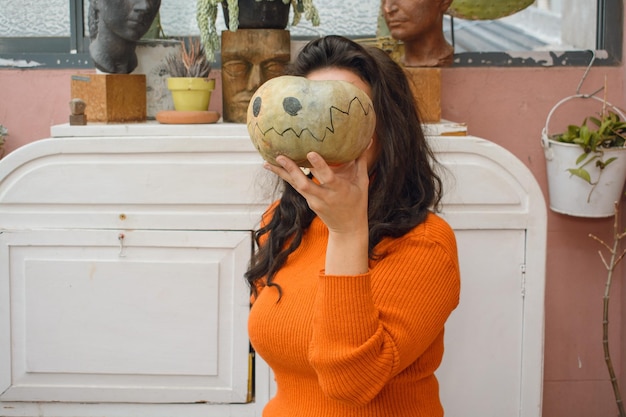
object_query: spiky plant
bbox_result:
[164,38,212,78]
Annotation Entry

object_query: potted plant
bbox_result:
[196,0,321,62]
[0,124,7,159]
[164,37,216,112]
[541,93,626,218]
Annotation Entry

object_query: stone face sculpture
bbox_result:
[88,0,161,74]
[381,0,454,67]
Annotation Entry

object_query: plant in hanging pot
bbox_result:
[164,38,215,112]
[196,0,321,62]
[541,94,626,218]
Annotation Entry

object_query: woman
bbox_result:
[247,35,460,417]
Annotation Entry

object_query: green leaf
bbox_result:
[598,157,618,169]
[567,168,592,184]
[575,152,591,165]
[589,115,602,128]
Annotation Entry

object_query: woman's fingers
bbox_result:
[306,152,336,185]
[264,146,371,195]
[264,156,313,192]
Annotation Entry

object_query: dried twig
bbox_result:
[589,201,626,417]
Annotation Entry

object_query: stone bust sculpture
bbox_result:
[88,0,162,74]
[381,0,454,67]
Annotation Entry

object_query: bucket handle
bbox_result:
[541,94,626,150]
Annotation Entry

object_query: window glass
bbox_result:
[0,0,619,68]
[159,0,201,36]
[158,0,381,38]
[0,0,70,37]
[158,0,594,52]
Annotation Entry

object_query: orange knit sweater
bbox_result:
[248,210,460,417]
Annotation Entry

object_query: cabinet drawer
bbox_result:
[0,229,252,404]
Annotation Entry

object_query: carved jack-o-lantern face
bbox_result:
[246,75,376,167]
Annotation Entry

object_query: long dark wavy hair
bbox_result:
[245,35,443,298]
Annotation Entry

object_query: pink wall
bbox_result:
[0,68,223,154]
[1,38,626,417]
[442,65,626,417]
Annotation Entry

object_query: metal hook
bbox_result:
[118,233,126,258]
[575,50,604,98]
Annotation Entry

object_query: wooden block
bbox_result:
[71,74,147,123]
[221,29,290,123]
[69,114,87,125]
[404,67,441,123]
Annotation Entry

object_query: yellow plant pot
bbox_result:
[167,77,215,112]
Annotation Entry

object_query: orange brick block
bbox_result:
[71,74,147,123]
[404,67,441,123]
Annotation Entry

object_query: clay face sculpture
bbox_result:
[247,75,376,168]
[381,0,454,67]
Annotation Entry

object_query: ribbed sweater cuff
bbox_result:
[315,272,379,345]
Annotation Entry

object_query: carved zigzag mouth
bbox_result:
[249,96,374,143]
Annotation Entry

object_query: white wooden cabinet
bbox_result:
[0,123,546,417]
[1,229,251,404]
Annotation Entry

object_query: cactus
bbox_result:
[447,0,534,20]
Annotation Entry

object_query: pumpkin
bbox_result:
[247,75,376,168]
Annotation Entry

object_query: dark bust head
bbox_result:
[88,0,161,74]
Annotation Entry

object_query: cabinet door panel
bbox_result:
[0,230,251,404]
[437,229,526,417]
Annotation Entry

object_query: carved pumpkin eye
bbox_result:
[252,96,262,117]
[283,97,302,116]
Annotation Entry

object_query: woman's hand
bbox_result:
[264,146,370,234]
[263,145,372,275]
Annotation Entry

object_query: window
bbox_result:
[0,0,91,68]
[0,0,621,69]
[446,0,622,66]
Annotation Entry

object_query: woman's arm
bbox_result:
[264,150,371,276]
[310,225,460,406]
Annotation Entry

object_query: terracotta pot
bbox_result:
[221,0,290,29]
